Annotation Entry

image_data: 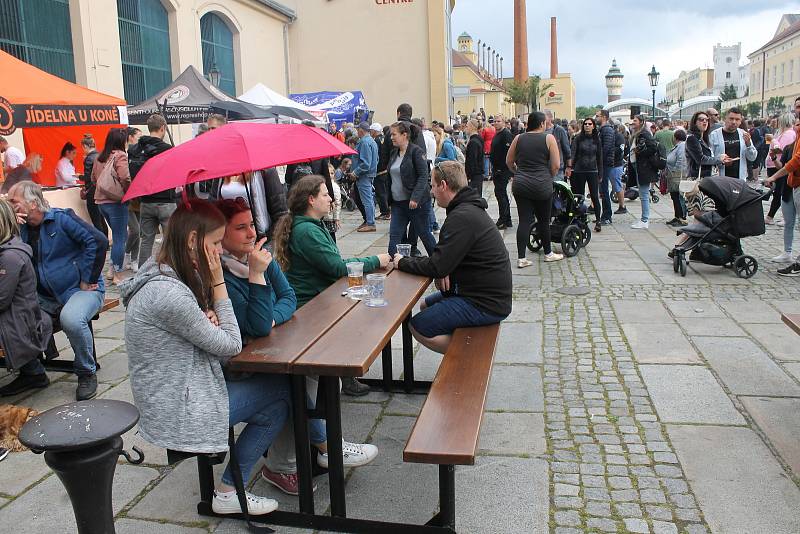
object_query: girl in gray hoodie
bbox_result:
[121,199,290,516]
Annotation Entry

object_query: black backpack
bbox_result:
[128,143,162,180]
[648,138,667,171]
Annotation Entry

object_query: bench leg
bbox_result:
[291,375,315,514]
[322,375,347,518]
[402,313,414,393]
[381,339,393,391]
[438,464,456,529]
[197,455,216,505]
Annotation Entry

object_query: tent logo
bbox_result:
[163,85,191,104]
[0,96,15,135]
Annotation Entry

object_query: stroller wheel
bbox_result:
[673,252,680,273]
[527,223,543,252]
[734,255,758,279]
[580,225,592,247]
[651,191,660,203]
[561,225,582,257]
[678,251,687,277]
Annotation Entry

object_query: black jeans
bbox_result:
[571,171,601,222]
[85,187,108,236]
[767,168,785,218]
[351,180,366,222]
[670,192,686,219]
[514,192,552,257]
[492,169,512,225]
[374,173,390,215]
[469,174,484,196]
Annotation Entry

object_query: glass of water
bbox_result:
[365,273,387,307]
[396,244,412,257]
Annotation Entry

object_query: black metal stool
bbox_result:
[19,399,144,534]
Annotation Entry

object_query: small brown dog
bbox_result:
[0,404,39,452]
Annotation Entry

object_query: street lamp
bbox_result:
[208,63,221,87]
[648,65,660,120]
[677,94,684,120]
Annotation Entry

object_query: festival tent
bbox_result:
[127,65,237,125]
[239,83,327,122]
[0,50,127,186]
[289,91,370,127]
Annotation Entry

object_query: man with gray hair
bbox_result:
[1,181,108,400]
[394,161,512,353]
[542,109,571,179]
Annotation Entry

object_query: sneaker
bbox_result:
[777,262,800,277]
[496,223,508,230]
[0,448,8,462]
[211,490,278,516]
[317,440,379,468]
[614,207,628,215]
[772,252,793,263]
[544,252,564,262]
[517,258,533,268]
[0,373,50,396]
[765,216,775,225]
[341,377,370,397]
[631,220,649,229]
[675,219,688,227]
[665,218,678,226]
[76,374,98,401]
[356,225,376,233]
[778,220,785,227]
[594,222,602,233]
[260,466,316,496]
[600,219,612,226]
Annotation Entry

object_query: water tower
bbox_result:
[605,59,624,103]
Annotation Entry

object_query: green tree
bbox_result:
[528,75,553,111]
[720,84,738,101]
[576,105,603,120]
[503,75,554,112]
[767,96,785,115]
[744,102,762,118]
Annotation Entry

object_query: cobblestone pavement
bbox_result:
[2,183,800,533]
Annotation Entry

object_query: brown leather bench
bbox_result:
[402,324,501,530]
[0,297,120,373]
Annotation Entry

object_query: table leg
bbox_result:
[402,313,414,393]
[322,376,346,517]
[381,339,392,391]
[291,375,314,514]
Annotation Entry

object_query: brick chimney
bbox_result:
[514,0,528,83]
[550,17,558,79]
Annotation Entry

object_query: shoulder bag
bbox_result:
[96,153,126,202]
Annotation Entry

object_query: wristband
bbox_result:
[213,282,225,288]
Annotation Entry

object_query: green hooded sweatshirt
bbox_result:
[285,215,380,307]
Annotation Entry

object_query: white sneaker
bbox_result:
[544,252,564,262]
[771,252,793,263]
[777,220,785,227]
[211,490,278,516]
[517,258,534,268]
[631,220,649,229]
[318,440,378,468]
[765,216,775,225]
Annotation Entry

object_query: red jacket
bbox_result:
[481,127,496,154]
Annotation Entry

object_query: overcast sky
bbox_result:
[451,1,800,106]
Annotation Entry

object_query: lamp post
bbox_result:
[648,65,660,120]
[677,94,684,120]
[208,63,221,87]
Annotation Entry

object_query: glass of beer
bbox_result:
[346,262,366,299]
[765,133,774,144]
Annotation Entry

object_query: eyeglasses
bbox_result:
[696,117,709,123]
[583,122,593,126]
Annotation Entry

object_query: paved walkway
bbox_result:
[2,184,800,534]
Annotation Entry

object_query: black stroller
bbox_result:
[672,176,770,279]
[528,180,592,257]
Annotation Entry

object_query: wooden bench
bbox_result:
[782,313,800,337]
[0,297,120,373]
[402,324,501,531]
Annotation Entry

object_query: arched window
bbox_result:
[200,12,235,96]
[0,0,75,81]
[118,0,172,105]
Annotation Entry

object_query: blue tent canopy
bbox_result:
[289,90,368,126]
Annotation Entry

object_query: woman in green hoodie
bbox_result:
[272,175,392,396]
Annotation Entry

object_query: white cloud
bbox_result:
[451,1,800,105]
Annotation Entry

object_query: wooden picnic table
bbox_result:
[781,313,800,336]
[227,266,432,531]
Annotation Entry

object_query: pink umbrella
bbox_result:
[123,123,356,201]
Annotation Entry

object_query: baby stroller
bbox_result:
[528,180,591,257]
[672,176,770,279]
[622,160,660,203]
[336,175,358,212]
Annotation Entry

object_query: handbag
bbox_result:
[96,153,126,202]
[679,159,702,196]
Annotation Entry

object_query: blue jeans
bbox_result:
[99,202,129,272]
[411,291,507,338]
[356,176,375,225]
[640,184,650,222]
[23,290,104,377]
[601,168,613,222]
[388,200,437,256]
[782,188,800,255]
[483,154,492,177]
[222,373,291,486]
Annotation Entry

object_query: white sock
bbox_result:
[215,489,236,499]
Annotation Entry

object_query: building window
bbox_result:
[726,72,731,79]
[791,60,794,83]
[200,12,236,96]
[726,57,732,63]
[118,0,172,105]
[0,0,75,81]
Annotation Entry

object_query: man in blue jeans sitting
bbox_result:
[2,181,108,400]
[395,161,512,353]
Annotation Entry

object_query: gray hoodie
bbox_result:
[120,259,242,453]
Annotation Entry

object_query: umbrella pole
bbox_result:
[158,99,176,146]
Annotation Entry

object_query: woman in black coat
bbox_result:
[629,115,659,229]
[464,119,485,194]
[685,110,730,178]
[567,118,604,231]
[386,121,436,256]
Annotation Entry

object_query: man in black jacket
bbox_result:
[395,161,512,353]
[129,114,173,268]
[490,115,514,229]
[596,110,617,224]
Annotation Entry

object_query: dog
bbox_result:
[0,404,38,452]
